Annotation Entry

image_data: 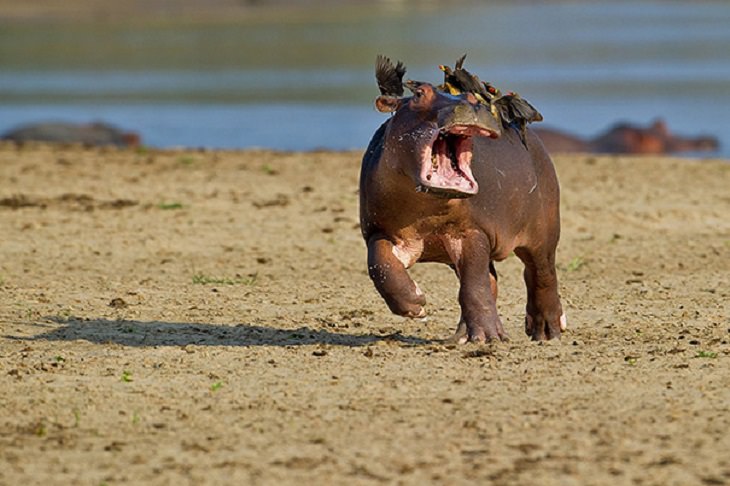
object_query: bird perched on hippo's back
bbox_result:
[491,91,543,147]
[439,54,490,103]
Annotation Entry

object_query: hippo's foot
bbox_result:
[525,309,566,341]
[386,280,426,318]
[399,303,426,319]
[444,315,508,344]
[367,237,427,319]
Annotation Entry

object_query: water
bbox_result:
[1,1,729,155]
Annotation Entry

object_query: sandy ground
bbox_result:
[0,143,729,485]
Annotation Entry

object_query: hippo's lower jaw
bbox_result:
[418,125,495,198]
[415,184,473,198]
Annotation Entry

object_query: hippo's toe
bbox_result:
[525,312,564,341]
[445,316,508,344]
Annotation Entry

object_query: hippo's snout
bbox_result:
[438,102,501,140]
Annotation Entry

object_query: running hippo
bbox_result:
[360,57,565,342]
[534,119,719,155]
[1,122,141,148]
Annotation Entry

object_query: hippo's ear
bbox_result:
[374,95,400,113]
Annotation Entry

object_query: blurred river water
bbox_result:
[1,1,729,155]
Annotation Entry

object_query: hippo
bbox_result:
[1,122,140,148]
[360,57,565,342]
[534,119,719,155]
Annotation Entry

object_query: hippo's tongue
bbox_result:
[419,130,479,197]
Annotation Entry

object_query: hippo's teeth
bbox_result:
[431,153,438,169]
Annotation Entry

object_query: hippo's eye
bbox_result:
[414,89,424,100]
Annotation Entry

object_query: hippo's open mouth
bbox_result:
[417,125,496,198]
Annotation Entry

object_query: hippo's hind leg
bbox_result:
[449,261,499,343]
[515,245,565,340]
[367,236,426,318]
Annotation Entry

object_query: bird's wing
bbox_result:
[375,55,406,97]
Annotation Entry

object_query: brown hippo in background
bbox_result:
[1,122,141,148]
[534,119,719,155]
[360,57,565,342]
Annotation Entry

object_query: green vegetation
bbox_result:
[192,272,257,286]
[261,163,278,175]
[695,351,718,359]
[566,257,586,272]
[157,201,184,210]
[57,308,73,319]
[210,381,223,392]
[178,155,196,166]
[120,370,133,382]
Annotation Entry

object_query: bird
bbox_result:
[438,64,461,96]
[482,81,501,98]
[492,92,543,147]
[438,54,490,103]
[375,55,406,97]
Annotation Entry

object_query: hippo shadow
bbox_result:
[16,317,430,347]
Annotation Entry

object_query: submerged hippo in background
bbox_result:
[534,119,719,155]
[1,122,141,148]
[360,57,565,342]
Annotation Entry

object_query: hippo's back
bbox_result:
[533,127,591,153]
[2,122,138,147]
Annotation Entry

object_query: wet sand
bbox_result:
[1,144,729,485]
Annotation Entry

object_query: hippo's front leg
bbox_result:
[448,261,499,343]
[452,234,508,343]
[367,236,426,318]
